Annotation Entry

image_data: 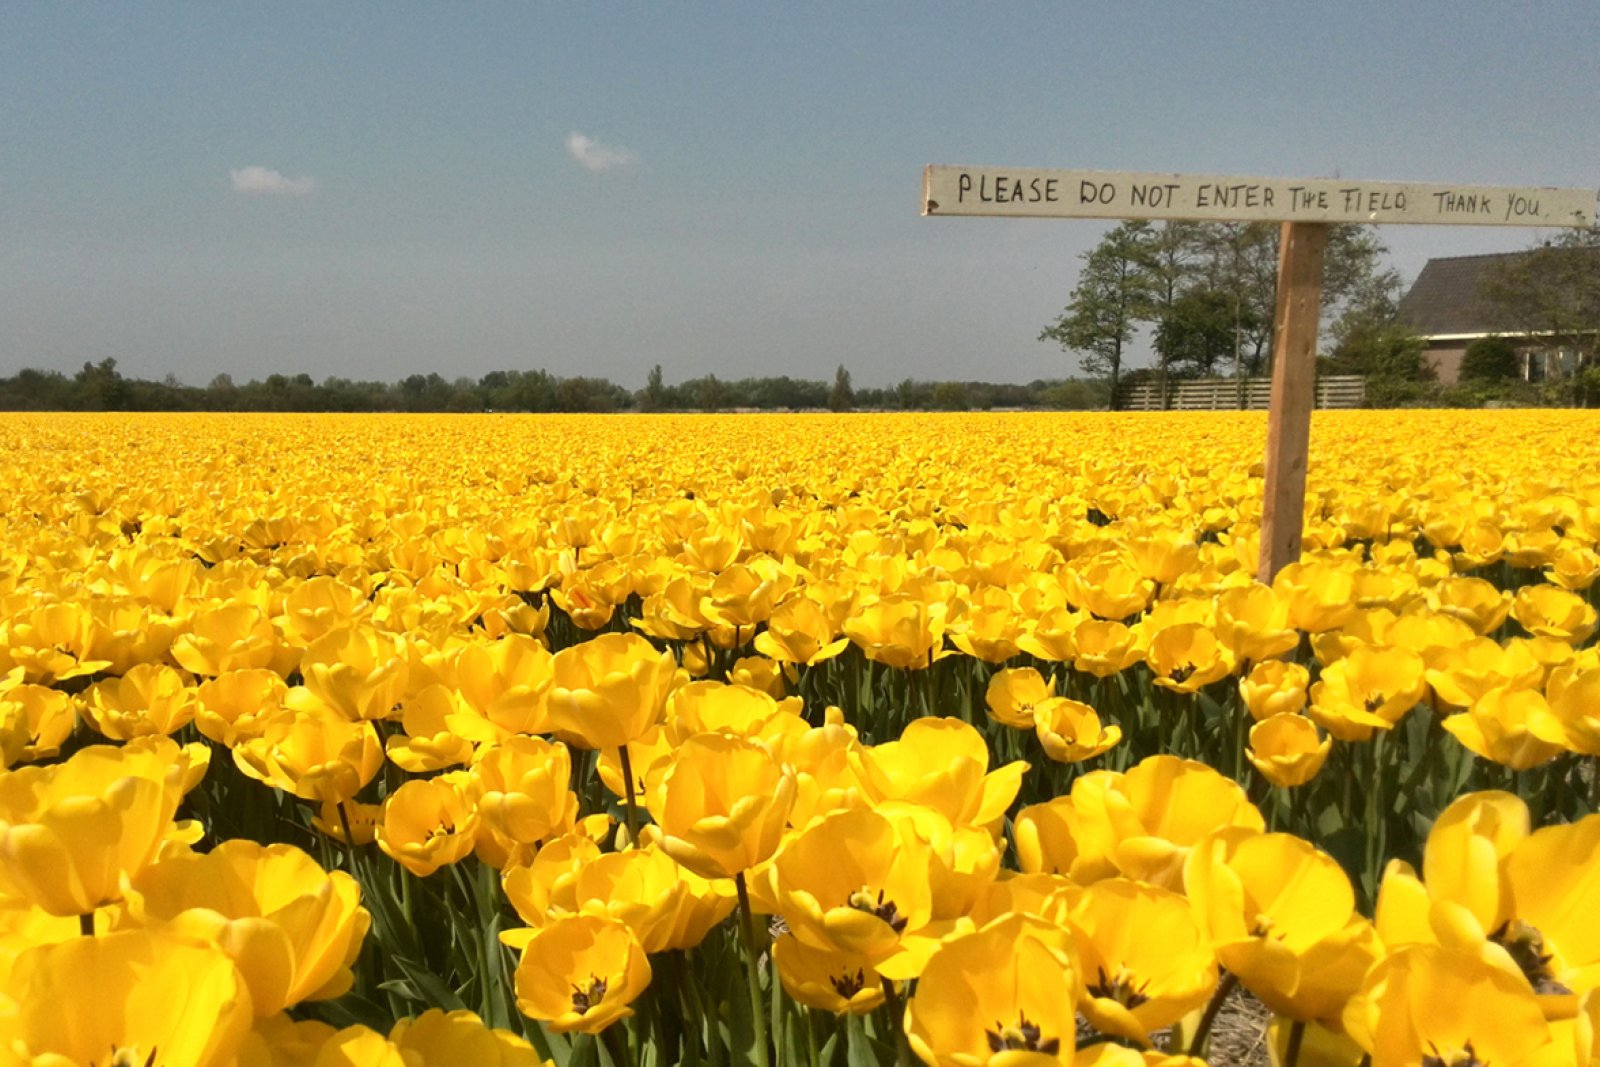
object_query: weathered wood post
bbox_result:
[920,165,1594,582]
[1258,221,1328,583]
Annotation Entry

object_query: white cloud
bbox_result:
[230,165,317,196]
[565,131,636,172]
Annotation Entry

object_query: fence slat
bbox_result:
[1119,375,1364,411]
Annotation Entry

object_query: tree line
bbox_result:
[1040,221,1600,408]
[0,361,1111,414]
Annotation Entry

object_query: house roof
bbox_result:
[1396,252,1529,337]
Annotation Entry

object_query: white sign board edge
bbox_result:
[922,165,1596,228]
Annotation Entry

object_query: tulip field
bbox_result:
[5,409,1600,1067]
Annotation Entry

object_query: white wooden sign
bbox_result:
[922,165,1596,228]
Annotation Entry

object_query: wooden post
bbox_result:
[1257,221,1328,584]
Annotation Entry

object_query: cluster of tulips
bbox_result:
[2,409,1599,1067]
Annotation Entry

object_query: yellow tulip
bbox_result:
[569,845,736,953]
[850,717,1026,835]
[755,591,857,668]
[1214,583,1301,665]
[1070,619,1147,678]
[906,912,1080,1066]
[448,634,554,742]
[0,680,75,763]
[512,914,652,1033]
[297,625,409,722]
[986,667,1054,729]
[1307,644,1428,743]
[1238,658,1310,721]
[234,710,383,805]
[1342,945,1574,1067]
[126,839,370,1016]
[1247,714,1331,788]
[0,738,198,916]
[1442,687,1565,770]
[1063,553,1155,621]
[645,732,795,880]
[376,772,479,878]
[195,668,290,746]
[1070,878,1217,1044]
[468,735,579,858]
[387,1008,549,1067]
[1034,697,1122,764]
[843,593,949,670]
[772,933,886,1014]
[545,632,677,749]
[170,601,284,677]
[1185,828,1379,1023]
[79,662,198,740]
[1512,583,1598,644]
[1376,791,1600,1017]
[0,928,253,1067]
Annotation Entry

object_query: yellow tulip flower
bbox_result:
[195,668,290,746]
[1307,643,1428,743]
[126,839,370,1017]
[772,933,886,1014]
[387,1008,549,1067]
[545,632,677,750]
[0,928,253,1067]
[849,717,1026,835]
[754,594,851,665]
[468,735,578,858]
[80,661,198,740]
[1238,658,1310,721]
[1342,945,1573,1067]
[1214,583,1301,665]
[1070,878,1217,1044]
[986,667,1054,729]
[1062,755,1264,889]
[906,912,1080,1066]
[1247,714,1331,788]
[376,772,479,878]
[512,914,652,1034]
[1034,697,1122,764]
[1512,583,1598,644]
[843,592,950,670]
[1376,791,1600,1017]
[644,732,795,880]
[297,625,409,722]
[234,710,383,805]
[569,845,736,953]
[0,738,197,916]
[1442,687,1565,770]
[1185,828,1379,1023]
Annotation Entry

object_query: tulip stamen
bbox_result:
[1088,965,1151,1010]
[847,887,909,934]
[104,1047,158,1067]
[1363,694,1387,713]
[1168,663,1196,684]
[984,1012,1059,1055]
[570,975,609,1014]
[830,968,867,998]
[1490,919,1572,996]
[1421,1040,1487,1067]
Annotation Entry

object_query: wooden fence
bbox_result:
[1119,375,1366,411]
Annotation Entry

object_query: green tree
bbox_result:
[1039,222,1157,408]
[1459,337,1519,382]
[828,364,854,412]
[1153,288,1241,378]
[1482,227,1600,389]
[642,364,667,411]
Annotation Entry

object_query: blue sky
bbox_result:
[4,3,1597,389]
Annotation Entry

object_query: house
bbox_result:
[1397,249,1598,385]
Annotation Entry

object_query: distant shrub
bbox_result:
[1459,337,1519,382]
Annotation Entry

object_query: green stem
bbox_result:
[735,872,772,1067]
[880,979,911,1067]
[1284,1019,1307,1067]
[601,1023,634,1067]
[618,744,641,847]
[1187,970,1239,1057]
